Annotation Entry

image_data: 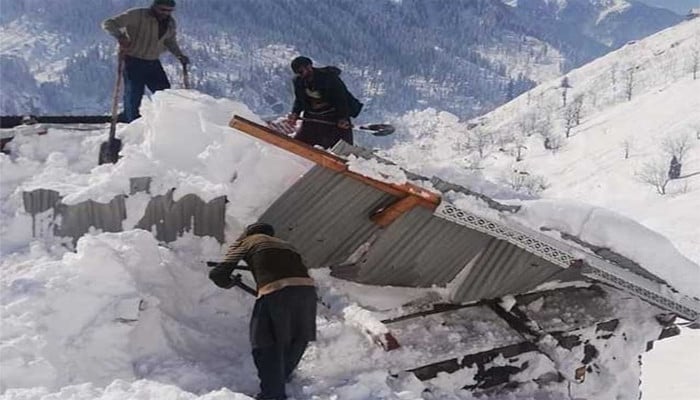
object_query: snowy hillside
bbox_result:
[505,0,681,48]
[381,18,700,267]
[0,0,681,119]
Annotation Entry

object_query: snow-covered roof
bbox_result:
[232,117,700,321]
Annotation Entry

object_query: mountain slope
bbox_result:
[0,0,681,119]
[381,18,700,263]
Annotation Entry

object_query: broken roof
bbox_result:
[230,116,700,321]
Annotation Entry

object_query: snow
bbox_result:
[0,88,695,400]
[511,199,700,299]
[347,155,407,185]
[596,0,632,24]
[379,19,700,267]
[2,18,700,400]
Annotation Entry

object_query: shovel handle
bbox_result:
[108,55,125,142]
[183,63,190,89]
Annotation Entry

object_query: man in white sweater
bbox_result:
[102,0,189,122]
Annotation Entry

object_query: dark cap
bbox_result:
[244,222,275,237]
[153,0,176,7]
[290,56,313,73]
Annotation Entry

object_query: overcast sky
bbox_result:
[638,0,699,14]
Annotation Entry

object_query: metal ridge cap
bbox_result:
[582,255,700,321]
[434,200,700,321]
[434,201,581,269]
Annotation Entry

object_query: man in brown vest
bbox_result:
[209,223,317,400]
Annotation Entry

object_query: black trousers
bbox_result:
[250,286,317,400]
[122,56,171,122]
[295,110,353,149]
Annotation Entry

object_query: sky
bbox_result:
[639,0,699,14]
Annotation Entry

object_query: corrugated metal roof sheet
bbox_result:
[259,166,392,268]
[248,137,699,319]
[257,162,583,302]
[22,184,225,244]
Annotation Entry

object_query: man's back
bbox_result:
[224,233,312,293]
[102,7,179,60]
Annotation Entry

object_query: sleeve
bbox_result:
[291,78,304,115]
[326,75,350,120]
[102,8,137,39]
[222,238,250,265]
[163,18,184,58]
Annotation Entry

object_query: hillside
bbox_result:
[380,18,700,264]
[0,0,680,119]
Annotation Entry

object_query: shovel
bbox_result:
[182,62,190,89]
[98,55,125,165]
[206,261,257,296]
[301,117,395,136]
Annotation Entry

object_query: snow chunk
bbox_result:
[511,199,700,299]
[347,155,407,185]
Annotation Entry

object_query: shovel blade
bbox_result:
[98,138,123,165]
[360,124,395,136]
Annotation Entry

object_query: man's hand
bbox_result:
[178,55,190,65]
[337,119,351,129]
[117,35,131,53]
[287,113,299,123]
[209,266,236,289]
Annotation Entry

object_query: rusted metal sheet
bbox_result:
[22,179,225,244]
[135,190,226,243]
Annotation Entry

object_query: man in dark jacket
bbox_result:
[209,223,317,400]
[287,56,363,148]
[102,0,189,122]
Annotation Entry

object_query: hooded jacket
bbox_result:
[291,66,363,120]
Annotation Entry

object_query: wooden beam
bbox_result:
[230,116,346,172]
[230,115,441,212]
[370,195,421,227]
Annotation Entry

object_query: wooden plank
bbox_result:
[230,115,441,212]
[230,116,346,172]
[370,195,421,227]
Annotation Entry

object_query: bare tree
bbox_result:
[540,116,563,152]
[691,45,699,80]
[560,76,571,106]
[470,127,491,159]
[636,160,670,195]
[517,111,539,137]
[502,169,550,196]
[662,133,693,163]
[543,133,564,152]
[514,134,528,162]
[621,138,633,159]
[662,133,694,178]
[563,103,576,138]
[610,62,618,99]
[571,94,584,125]
[624,66,636,101]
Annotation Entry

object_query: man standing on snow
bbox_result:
[287,56,363,148]
[102,0,190,122]
[209,223,317,400]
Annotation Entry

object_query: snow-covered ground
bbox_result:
[1,88,698,399]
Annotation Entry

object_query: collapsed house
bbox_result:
[18,115,700,398]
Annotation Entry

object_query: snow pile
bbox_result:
[347,155,407,185]
[511,199,700,298]
[0,91,427,399]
